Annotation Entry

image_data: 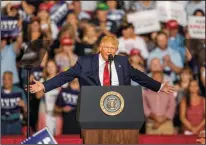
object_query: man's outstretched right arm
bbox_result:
[29,58,82,93]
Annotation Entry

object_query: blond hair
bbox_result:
[99,35,119,48]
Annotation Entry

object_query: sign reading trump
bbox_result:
[21,128,58,144]
[1,92,22,115]
[188,16,205,39]
[1,16,20,38]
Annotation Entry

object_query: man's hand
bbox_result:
[160,81,175,94]
[63,106,73,113]
[163,55,171,66]
[152,121,161,129]
[29,79,45,93]
[18,99,25,107]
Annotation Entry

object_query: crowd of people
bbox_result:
[1,0,205,137]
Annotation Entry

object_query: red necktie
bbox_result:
[103,61,110,86]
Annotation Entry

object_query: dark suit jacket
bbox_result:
[43,54,161,92]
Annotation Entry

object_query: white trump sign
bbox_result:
[188,16,205,39]
[156,1,187,26]
[127,10,161,34]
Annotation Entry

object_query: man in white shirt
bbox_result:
[117,23,149,59]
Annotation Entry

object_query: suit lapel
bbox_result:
[92,53,101,85]
[114,56,124,85]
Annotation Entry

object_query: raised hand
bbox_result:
[160,81,175,94]
[29,79,45,94]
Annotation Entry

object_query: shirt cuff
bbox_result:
[158,84,164,92]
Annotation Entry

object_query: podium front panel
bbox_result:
[77,86,145,129]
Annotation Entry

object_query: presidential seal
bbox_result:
[100,91,124,116]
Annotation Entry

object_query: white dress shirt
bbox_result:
[98,54,164,91]
[99,54,119,86]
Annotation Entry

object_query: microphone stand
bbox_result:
[109,60,112,86]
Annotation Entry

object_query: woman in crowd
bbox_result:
[26,17,45,42]
[37,3,59,41]
[55,37,78,72]
[36,60,62,136]
[55,78,81,134]
[75,23,99,56]
[65,12,81,43]
[180,79,205,135]
[106,0,125,28]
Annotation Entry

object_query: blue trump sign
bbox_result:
[21,128,58,144]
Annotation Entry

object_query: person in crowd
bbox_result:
[148,58,173,85]
[106,0,125,28]
[91,2,117,36]
[129,49,145,73]
[141,33,156,53]
[75,23,99,56]
[37,3,59,40]
[55,37,78,72]
[193,9,205,16]
[180,79,205,135]
[129,49,145,86]
[65,12,82,43]
[4,2,20,17]
[166,20,185,63]
[196,130,205,144]
[50,23,77,58]
[174,67,193,104]
[36,60,62,136]
[200,66,205,88]
[129,0,156,12]
[118,23,149,59]
[186,0,205,16]
[186,10,205,76]
[1,71,27,135]
[25,16,44,42]
[173,67,193,133]
[147,31,183,82]
[55,78,80,134]
[69,0,91,20]
[1,34,23,85]
[143,62,176,134]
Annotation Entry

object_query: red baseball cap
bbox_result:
[130,48,141,56]
[166,20,179,29]
[60,37,73,46]
[39,3,50,12]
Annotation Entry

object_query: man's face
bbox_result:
[3,73,13,89]
[157,34,168,50]
[122,27,134,38]
[150,58,163,72]
[99,42,118,60]
[169,28,178,37]
[97,10,108,22]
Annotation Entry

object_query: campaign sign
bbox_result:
[56,88,79,107]
[1,16,19,37]
[156,1,187,26]
[1,92,22,115]
[50,1,69,27]
[188,16,205,39]
[21,127,58,144]
[127,10,161,34]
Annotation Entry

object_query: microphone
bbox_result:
[108,54,114,86]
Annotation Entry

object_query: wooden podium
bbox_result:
[77,86,145,144]
[81,129,139,144]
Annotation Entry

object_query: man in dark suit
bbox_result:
[30,36,174,94]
